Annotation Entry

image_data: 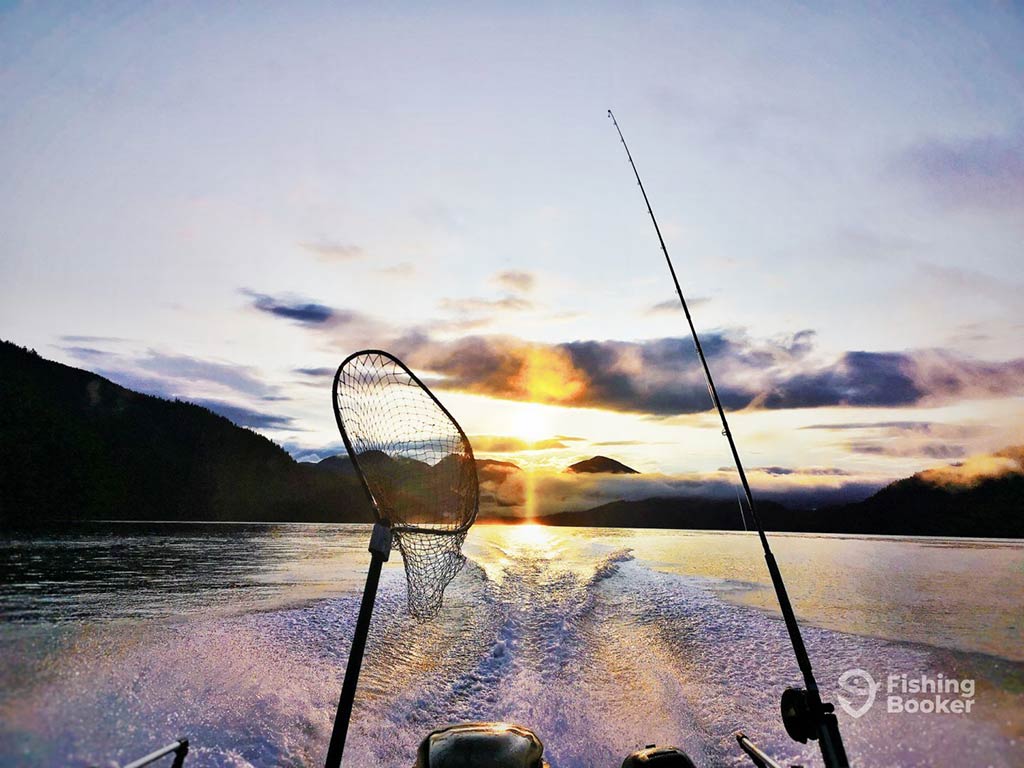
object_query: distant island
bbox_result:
[566,456,639,474]
[2,340,1022,537]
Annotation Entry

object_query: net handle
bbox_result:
[332,348,480,534]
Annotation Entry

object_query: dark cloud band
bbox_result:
[247,291,335,325]
[403,332,1024,416]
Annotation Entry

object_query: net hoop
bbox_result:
[332,349,478,617]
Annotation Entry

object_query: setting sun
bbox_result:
[516,402,549,445]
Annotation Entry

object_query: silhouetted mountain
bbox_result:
[543,496,770,529]
[566,456,639,474]
[312,455,356,476]
[821,467,1024,538]
[546,463,1024,537]
[315,452,510,481]
[357,449,432,471]
[0,341,373,525]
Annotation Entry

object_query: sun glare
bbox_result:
[505,523,557,554]
[517,403,548,445]
[514,346,586,405]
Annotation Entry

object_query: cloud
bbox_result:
[293,366,335,377]
[477,460,529,508]
[947,319,1024,352]
[230,289,1024,419]
[759,351,922,408]
[532,438,571,450]
[893,128,1024,209]
[650,299,680,314]
[94,368,179,400]
[762,349,1024,410]
[916,446,1024,489]
[242,291,387,343]
[60,335,129,343]
[439,296,534,313]
[133,351,277,398]
[738,465,849,478]
[568,329,825,413]
[86,365,293,430]
[494,270,536,293]
[282,441,346,463]
[909,349,1024,403]
[61,345,298,433]
[61,346,107,358]
[428,316,502,334]
[648,297,708,314]
[801,421,983,440]
[846,441,966,460]
[435,271,540,330]
[402,331,1024,416]
[400,329,794,413]
[300,241,364,261]
[64,344,278,405]
[803,420,986,461]
[726,465,849,477]
[789,467,852,477]
[799,419,991,461]
[471,435,570,453]
[192,399,295,430]
[475,464,883,519]
[245,290,337,326]
[406,336,588,405]
[472,436,531,453]
[801,421,938,432]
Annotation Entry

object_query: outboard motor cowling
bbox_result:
[414,722,548,768]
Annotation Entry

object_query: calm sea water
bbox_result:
[0,523,1021,767]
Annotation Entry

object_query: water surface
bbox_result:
[1,523,1021,767]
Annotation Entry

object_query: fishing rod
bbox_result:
[607,109,849,768]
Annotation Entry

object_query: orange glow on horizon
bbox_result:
[512,346,586,405]
[502,346,587,450]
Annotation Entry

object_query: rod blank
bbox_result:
[607,109,848,768]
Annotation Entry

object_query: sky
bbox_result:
[2,2,1023,514]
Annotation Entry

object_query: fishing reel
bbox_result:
[781,687,818,744]
[780,687,850,768]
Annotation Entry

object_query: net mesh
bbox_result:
[334,350,478,618]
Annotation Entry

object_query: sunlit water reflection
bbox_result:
[0,523,1021,767]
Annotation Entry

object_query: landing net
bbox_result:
[333,350,478,618]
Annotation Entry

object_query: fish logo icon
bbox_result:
[837,669,879,719]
